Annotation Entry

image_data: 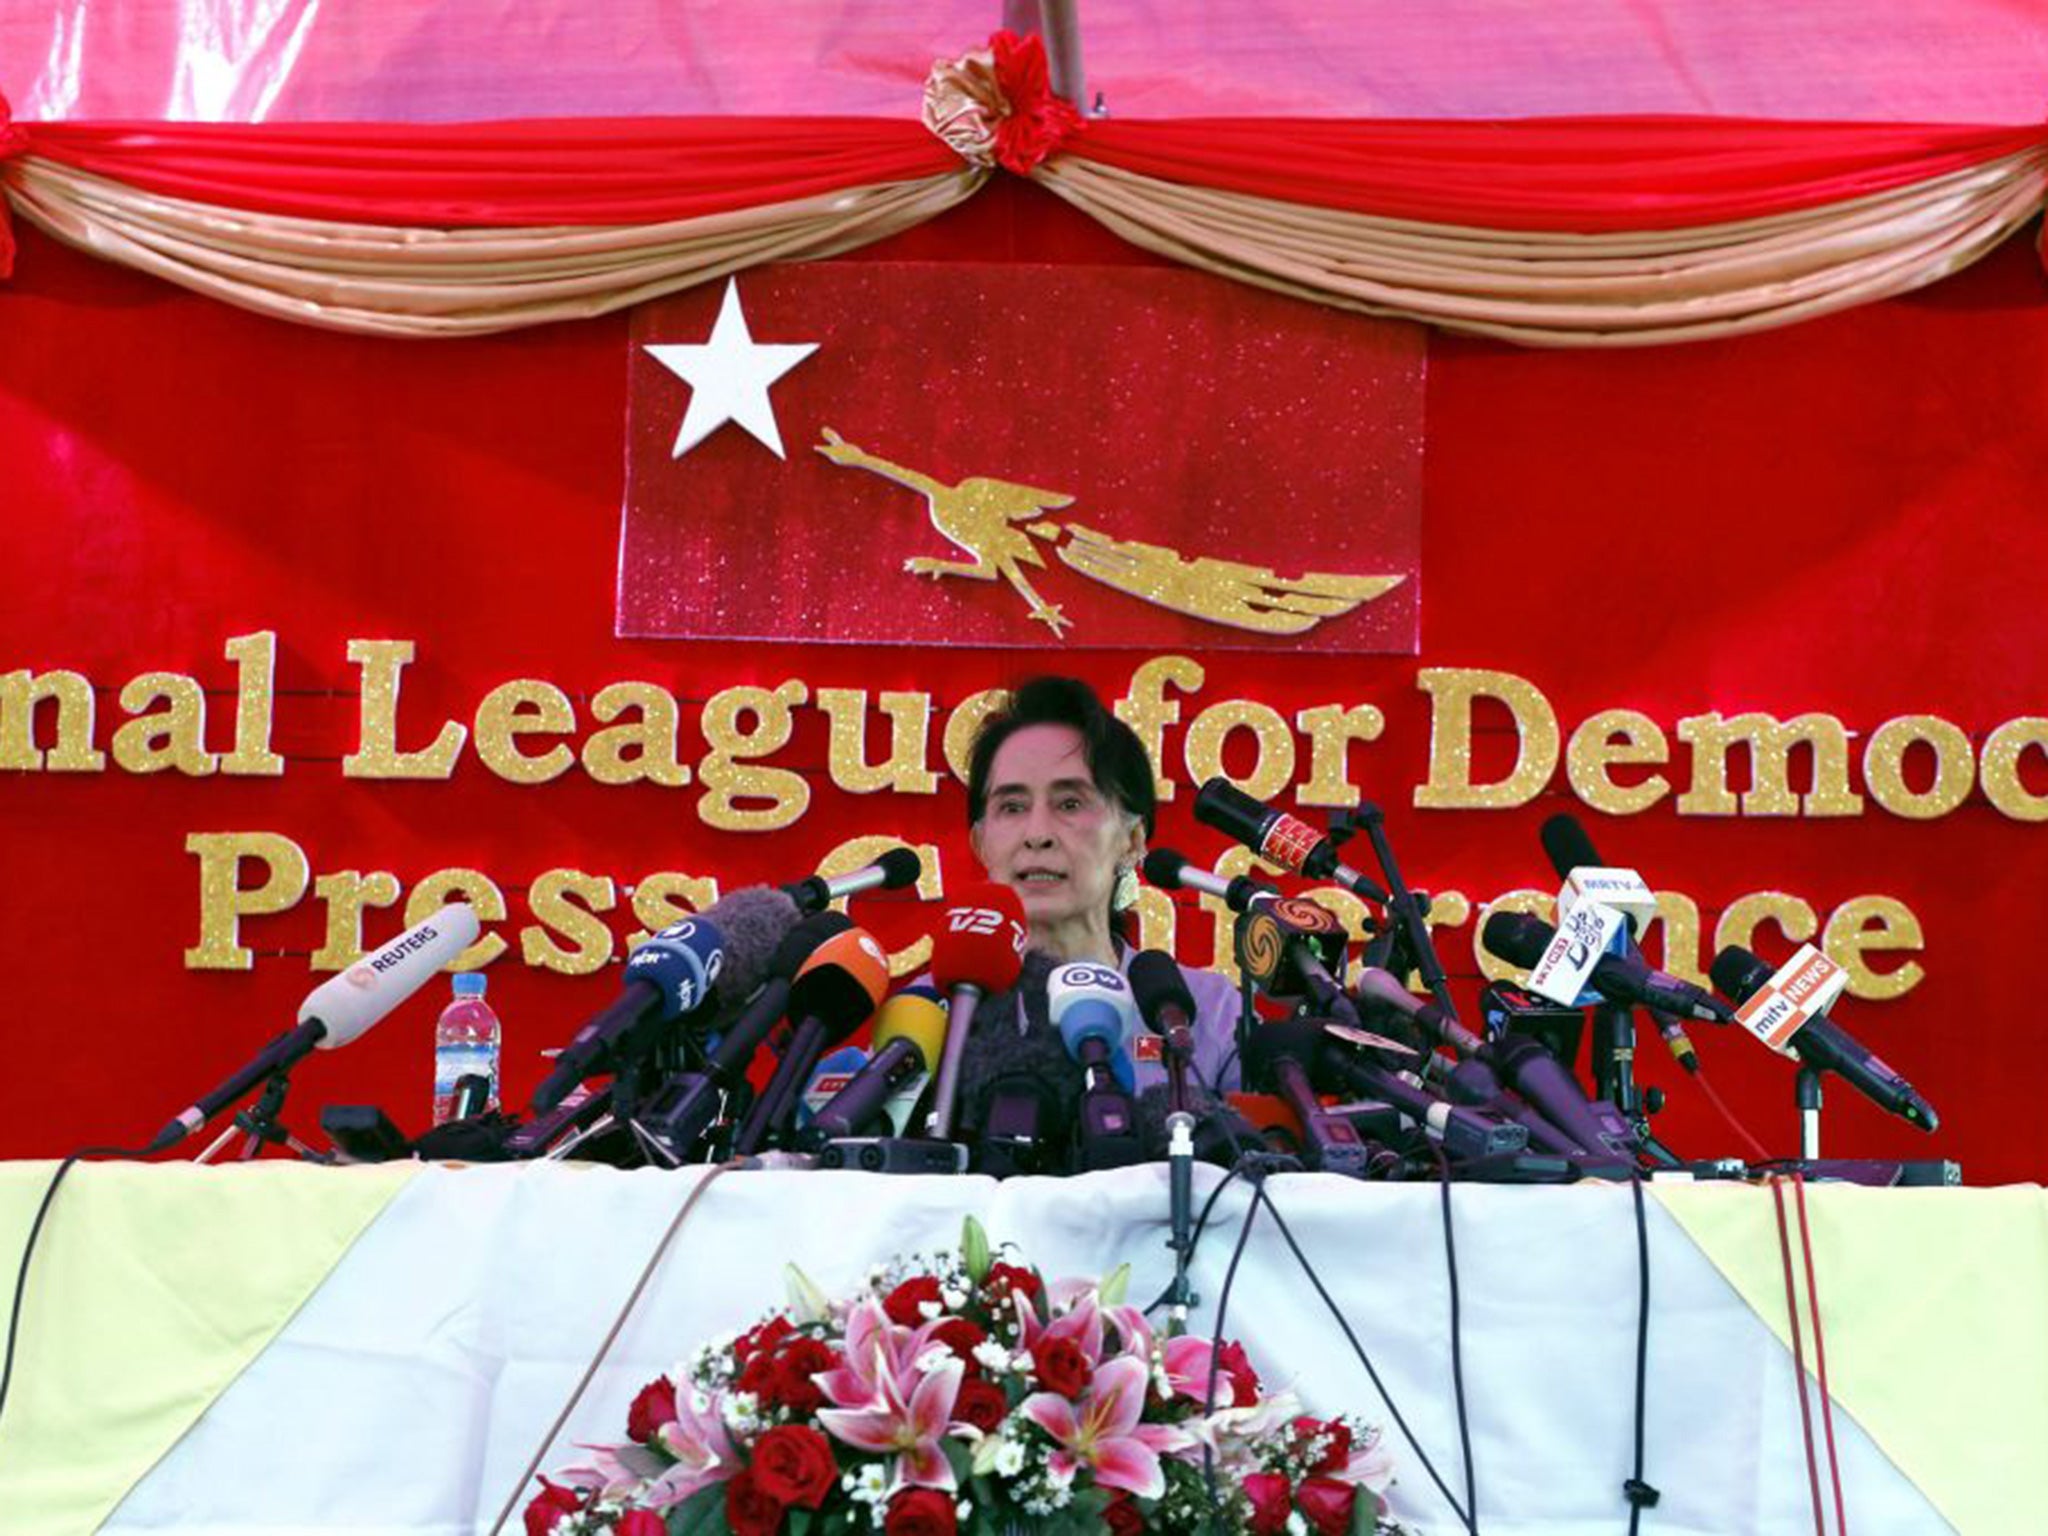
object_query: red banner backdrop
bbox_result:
[2,179,2044,1180]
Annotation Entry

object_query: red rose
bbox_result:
[955,1375,1009,1434]
[750,1424,837,1511]
[885,1275,945,1327]
[1104,1492,1146,1534]
[522,1477,585,1536]
[614,1512,667,1536]
[1296,1477,1358,1536]
[625,1375,678,1444]
[1242,1471,1293,1536]
[1218,1340,1261,1407]
[884,1486,958,1536]
[737,1315,795,1364]
[772,1337,837,1414]
[984,1262,1042,1303]
[725,1468,786,1536]
[933,1317,986,1366]
[1030,1335,1092,1399]
[738,1347,779,1397]
[1291,1415,1352,1475]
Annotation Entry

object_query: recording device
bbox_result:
[961,1018,1079,1177]
[1192,777,1391,902]
[150,903,481,1152]
[1483,911,1733,1023]
[924,882,1029,1140]
[1479,979,1585,1070]
[1540,813,1700,1070]
[529,916,725,1113]
[732,924,891,1154]
[806,987,951,1144]
[1709,945,1940,1131]
[319,1105,413,1164]
[1048,961,1145,1170]
[1242,1018,1372,1175]
[781,846,923,914]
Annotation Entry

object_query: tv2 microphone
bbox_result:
[151,904,481,1153]
[924,882,1029,1141]
[781,845,923,915]
[1710,944,1939,1132]
[1192,777,1391,902]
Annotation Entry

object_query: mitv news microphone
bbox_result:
[807,987,950,1144]
[1048,961,1145,1169]
[1540,812,1700,1071]
[530,916,725,1113]
[1709,945,1939,1132]
[1483,911,1733,1024]
[151,904,481,1152]
[1191,778,1390,902]
[733,924,891,1154]
[924,883,1028,1141]
[781,846,923,915]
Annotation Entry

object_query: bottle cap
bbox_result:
[452,972,487,997]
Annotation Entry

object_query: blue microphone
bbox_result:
[1049,962,1144,1169]
[531,917,725,1112]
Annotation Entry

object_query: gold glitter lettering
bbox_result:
[406,869,506,967]
[1824,896,1924,1001]
[1566,709,1670,816]
[1978,718,2048,822]
[942,688,1007,784]
[1192,845,1266,984]
[1713,891,1819,958]
[1183,699,1296,802]
[1471,889,1555,984]
[1861,715,1974,820]
[1296,702,1386,809]
[475,678,576,785]
[184,831,309,970]
[584,681,691,788]
[1115,656,1203,802]
[111,673,217,776]
[219,631,285,777]
[626,872,721,950]
[819,689,941,795]
[1128,885,1177,955]
[698,680,811,831]
[522,868,618,975]
[343,639,466,780]
[310,871,403,970]
[1646,890,1706,987]
[1414,669,1558,810]
[0,668,105,771]
[1675,713,1863,817]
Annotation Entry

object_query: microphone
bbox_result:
[1192,778,1390,902]
[1314,1033,1531,1164]
[152,903,481,1152]
[1135,1083,1283,1169]
[962,1021,1080,1177]
[1540,813,1699,1071]
[529,916,726,1113]
[799,1044,873,1127]
[924,883,1029,1140]
[1127,950,1198,1106]
[1147,849,1355,1022]
[807,987,950,1143]
[1483,911,1733,1024]
[732,924,891,1154]
[1242,1019,1371,1175]
[1048,961,1145,1169]
[1142,847,1278,914]
[781,846,923,915]
[1709,945,1939,1132]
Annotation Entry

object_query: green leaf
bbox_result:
[1350,1492,1379,1536]
[1098,1261,1131,1309]
[668,1481,728,1536]
[962,1215,992,1284]
[944,1436,977,1483]
[787,1508,817,1536]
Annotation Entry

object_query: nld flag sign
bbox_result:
[619,262,1422,652]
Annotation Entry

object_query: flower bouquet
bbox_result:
[527,1218,1405,1536]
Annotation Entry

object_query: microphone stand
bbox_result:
[1797,1065,1824,1160]
[1161,1039,1198,1332]
[194,1067,330,1164]
[1589,1001,1684,1170]
[1333,805,1457,1023]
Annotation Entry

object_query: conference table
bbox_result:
[0,1159,2037,1534]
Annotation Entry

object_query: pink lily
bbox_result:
[816,1298,956,1411]
[558,1386,741,1508]
[1012,1290,1105,1365]
[816,1353,965,1492]
[1019,1354,1193,1500]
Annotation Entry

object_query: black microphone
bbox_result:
[805,989,949,1144]
[530,917,727,1113]
[1191,778,1391,902]
[781,846,923,915]
[1128,950,1198,1113]
[1315,1036,1531,1163]
[962,1022,1082,1177]
[732,925,890,1155]
[1709,945,1940,1132]
[1142,847,1278,914]
[1540,812,1700,1071]
[1483,911,1734,1024]
[1135,1083,1286,1169]
[1242,1019,1371,1175]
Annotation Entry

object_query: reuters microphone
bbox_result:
[924,883,1029,1140]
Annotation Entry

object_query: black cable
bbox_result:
[1430,1146,1480,1534]
[1624,1172,1661,1532]
[1199,1175,1266,1536]
[0,1145,152,1435]
[1251,1180,1475,1532]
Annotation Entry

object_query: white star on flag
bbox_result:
[643,278,819,459]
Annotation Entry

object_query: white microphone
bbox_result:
[151,904,480,1150]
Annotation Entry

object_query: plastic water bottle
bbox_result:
[432,972,500,1125]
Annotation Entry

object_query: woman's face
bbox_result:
[972,723,1142,937]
